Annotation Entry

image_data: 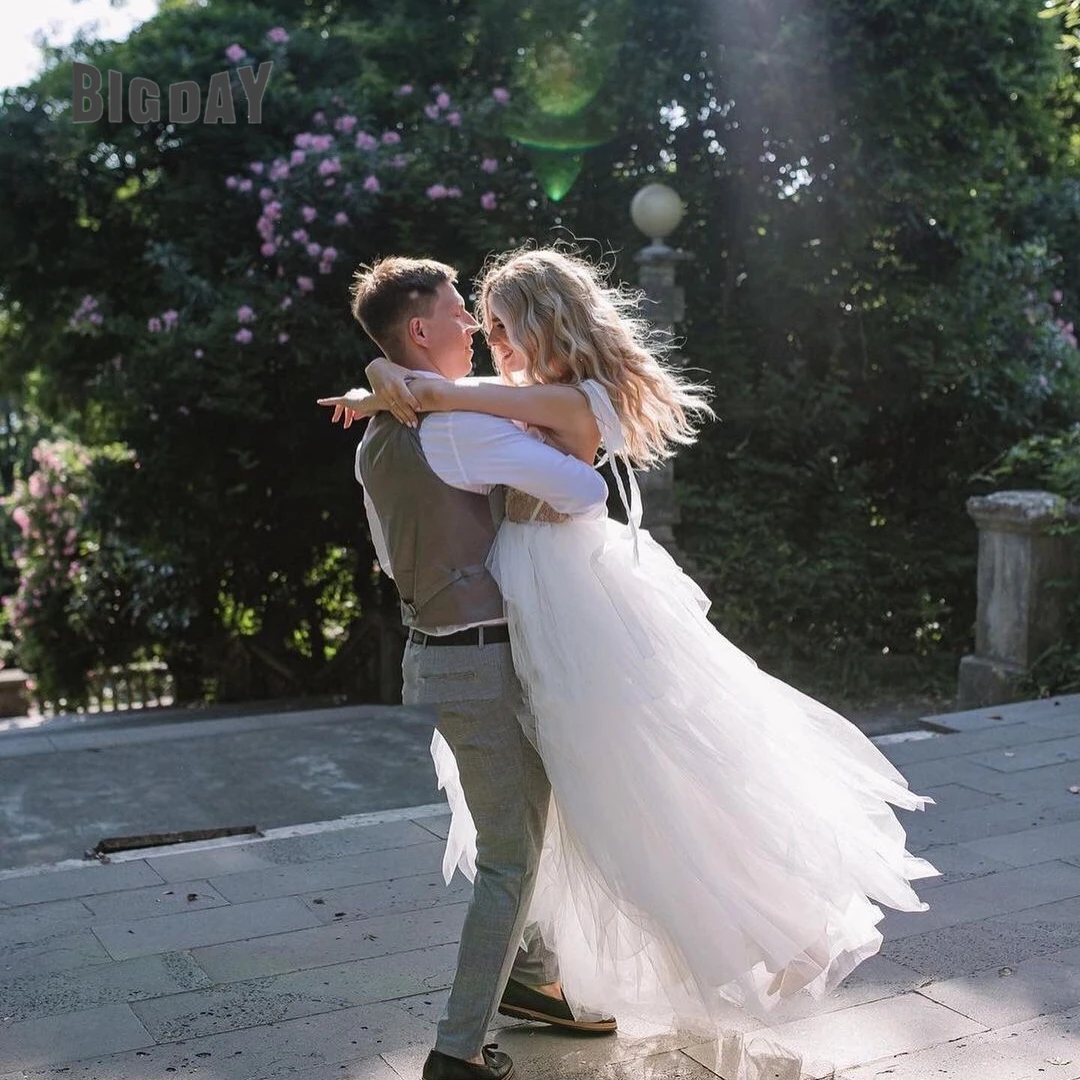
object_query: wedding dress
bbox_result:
[430,378,937,1028]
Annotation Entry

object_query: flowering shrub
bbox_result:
[2,438,193,706]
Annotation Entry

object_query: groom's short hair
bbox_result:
[350,256,457,353]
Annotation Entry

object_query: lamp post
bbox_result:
[629,182,689,560]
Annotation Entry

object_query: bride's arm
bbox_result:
[416,380,599,462]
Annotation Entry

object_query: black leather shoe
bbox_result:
[422,1045,514,1080]
[498,978,617,1033]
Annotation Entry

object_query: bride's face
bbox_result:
[484,299,528,381]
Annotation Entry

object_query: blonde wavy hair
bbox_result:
[476,246,714,468]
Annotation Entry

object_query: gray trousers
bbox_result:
[403,636,560,1060]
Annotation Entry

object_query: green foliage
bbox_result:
[0,0,1077,705]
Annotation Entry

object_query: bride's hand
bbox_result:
[317,388,379,430]
[366,357,421,427]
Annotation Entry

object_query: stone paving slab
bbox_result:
[93,895,324,961]
[191,901,468,983]
[916,954,1080,1028]
[687,993,985,1079]
[128,944,460,1041]
[881,859,1080,939]
[1,927,113,981]
[79,877,231,921]
[838,1006,1080,1080]
[298,869,472,923]
[206,841,448,903]
[0,950,211,1023]
[0,859,164,906]
[16,1000,436,1080]
[0,1002,154,1073]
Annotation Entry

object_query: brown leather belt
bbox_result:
[407,624,511,647]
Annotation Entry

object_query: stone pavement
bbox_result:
[2,694,1080,1079]
[0,696,938,873]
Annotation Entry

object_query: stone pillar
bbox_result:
[0,669,29,718]
[957,490,1079,708]
[635,241,687,554]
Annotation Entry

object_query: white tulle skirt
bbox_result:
[430,514,938,1029]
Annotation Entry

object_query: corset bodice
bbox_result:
[505,488,573,524]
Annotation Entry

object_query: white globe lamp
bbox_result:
[630,183,685,247]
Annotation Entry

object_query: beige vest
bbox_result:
[357,413,505,629]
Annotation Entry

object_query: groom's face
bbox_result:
[418,282,480,380]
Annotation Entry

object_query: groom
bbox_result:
[334,257,614,1080]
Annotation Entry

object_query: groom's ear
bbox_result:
[406,315,427,349]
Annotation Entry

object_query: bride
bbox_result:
[324,246,937,1028]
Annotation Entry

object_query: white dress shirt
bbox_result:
[356,371,608,633]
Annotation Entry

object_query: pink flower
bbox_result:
[426,183,448,200]
[301,206,317,223]
[162,309,179,329]
[321,246,337,262]
[306,242,323,258]
[290,149,306,166]
[235,328,253,344]
[313,110,327,127]
[424,104,440,120]
[28,473,44,498]
[249,161,264,175]
[225,176,239,189]
[390,154,408,169]
[147,317,162,332]
[492,87,510,104]
[89,312,103,325]
[446,186,462,198]
[259,187,274,201]
[447,111,461,127]
[481,158,499,173]
[318,157,342,177]
[323,178,336,188]
[397,84,413,95]
[277,332,290,344]
[319,261,333,275]
[297,276,314,293]
[481,191,497,211]
[355,131,378,151]
[334,115,358,133]
[280,296,293,309]
[291,228,309,243]
[436,92,451,109]
[225,44,247,63]
[260,241,276,257]
[236,305,255,323]
[312,134,334,152]
[237,178,253,193]
[381,130,401,145]
[12,507,29,536]
[266,26,289,44]
[363,175,381,193]
[270,161,290,181]
[334,211,349,226]
[1052,289,1064,304]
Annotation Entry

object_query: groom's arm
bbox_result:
[420,412,607,516]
